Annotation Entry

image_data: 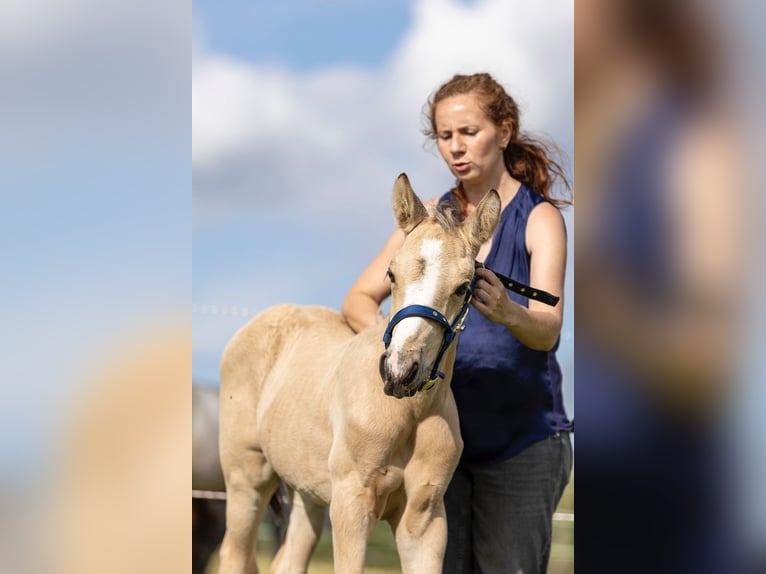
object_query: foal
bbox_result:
[218,174,500,573]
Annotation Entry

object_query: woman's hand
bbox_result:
[471,267,514,324]
[472,265,561,350]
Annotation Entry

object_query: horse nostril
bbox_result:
[403,361,419,387]
[379,353,388,379]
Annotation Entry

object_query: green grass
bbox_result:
[206,477,574,573]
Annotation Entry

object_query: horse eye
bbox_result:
[386,269,396,284]
[455,283,469,296]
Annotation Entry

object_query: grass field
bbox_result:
[205,476,573,573]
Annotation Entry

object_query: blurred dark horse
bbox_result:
[193,384,227,574]
[193,384,288,573]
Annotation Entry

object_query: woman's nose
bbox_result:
[450,135,465,153]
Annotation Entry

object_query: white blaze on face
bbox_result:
[388,238,443,370]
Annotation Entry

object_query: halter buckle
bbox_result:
[421,377,439,392]
[452,293,472,333]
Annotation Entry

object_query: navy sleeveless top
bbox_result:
[441,184,572,464]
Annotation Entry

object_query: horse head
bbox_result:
[379,173,501,398]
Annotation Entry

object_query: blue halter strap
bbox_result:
[382,289,472,395]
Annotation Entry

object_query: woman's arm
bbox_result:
[341,229,406,333]
[472,202,566,350]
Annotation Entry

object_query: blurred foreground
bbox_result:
[575,0,764,572]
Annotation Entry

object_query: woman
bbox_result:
[341,72,573,574]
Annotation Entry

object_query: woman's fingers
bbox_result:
[474,267,501,287]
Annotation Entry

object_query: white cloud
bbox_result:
[192,0,573,225]
[388,0,573,130]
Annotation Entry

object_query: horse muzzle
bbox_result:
[379,351,423,399]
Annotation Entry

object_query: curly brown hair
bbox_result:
[424,72,572,209]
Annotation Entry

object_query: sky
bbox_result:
[192,0,575,417]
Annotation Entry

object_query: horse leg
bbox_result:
[328,477,377,573]
[217,447,278,574]
[389,481,448,574]
[270,491,325,574]
[391,414,461,574]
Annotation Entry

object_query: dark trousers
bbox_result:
[443,432,572,574]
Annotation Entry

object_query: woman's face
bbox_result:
[434,94,510,188]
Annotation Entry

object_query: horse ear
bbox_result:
[392,173,428,233]
[461,189,501,254]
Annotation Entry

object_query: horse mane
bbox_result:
[431,199,463,234]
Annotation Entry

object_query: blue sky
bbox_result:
[193,0,574,415]
[193,0,412,68]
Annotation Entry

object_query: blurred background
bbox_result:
[1,0,764,573]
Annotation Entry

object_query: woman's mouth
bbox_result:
[453,162,470,173]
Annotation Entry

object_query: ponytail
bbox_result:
[505,135,571,208]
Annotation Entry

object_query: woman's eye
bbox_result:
[438,132,451,140]
[386,270,396,284]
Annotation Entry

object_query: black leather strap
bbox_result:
[476,262,560,307]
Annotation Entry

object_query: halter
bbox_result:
[380,264,559,396]
[382,287,473,396]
